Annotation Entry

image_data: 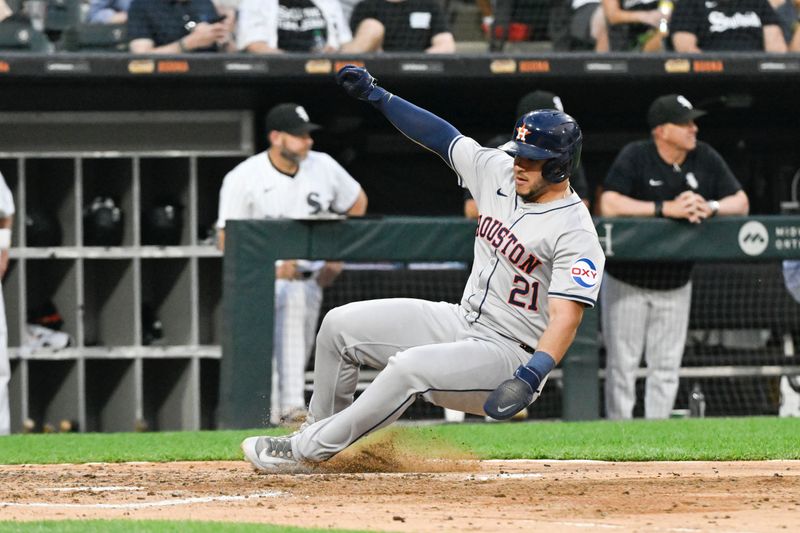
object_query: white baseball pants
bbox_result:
[0,282,9,435]
[602,274,691,420]
[294,298,540,462]
[269,278,323,425]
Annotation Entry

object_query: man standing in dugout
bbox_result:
[217,103,368,426]
[599,94,749,420]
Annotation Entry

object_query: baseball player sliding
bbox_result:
[242,66,604,469]
[217,103,368,426]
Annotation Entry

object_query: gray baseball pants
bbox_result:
[292,298,540,462]
[602,274,691,420]
[0,283,9,435]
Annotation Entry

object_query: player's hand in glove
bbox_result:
[336,65,389,103]
[484,351,555,420]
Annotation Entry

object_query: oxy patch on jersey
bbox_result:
[571,258,598,288]
[475,215,542,275]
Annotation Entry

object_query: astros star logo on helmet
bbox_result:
[516,125,530,142]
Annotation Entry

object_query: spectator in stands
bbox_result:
[0,0,9,22]
[127,0,235,53]
[87,0,131,24]
[769,0,798,43]
[550,0,610,51]
[91,0,237,30]
[602,0,665,51]
[465,90,591,219]
[340,0,362,25]
[599,94,749,420]
[794,24,800,50]
[1,0,39,25]
[671,0,788,52]
[237,0,351,53]
[340,0,455,53]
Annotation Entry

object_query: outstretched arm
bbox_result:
[336,65,461,166]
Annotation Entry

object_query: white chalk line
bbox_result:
[40,486,142,493]
[0,490,283,509]
[553,522,699,532]
[553,522,762,533]
[470,473,543,480]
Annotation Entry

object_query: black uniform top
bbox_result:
[608,0,659,51]
[276,0,328,52]
[670,0,782,51]
[603,139,742,289]
[128,0,220,50]
[350,0,449,51]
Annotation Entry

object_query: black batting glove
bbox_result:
[336,65,388,103]
[484,351,555,421]
[483,365,541,420]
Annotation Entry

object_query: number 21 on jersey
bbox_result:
[508,275,539,311]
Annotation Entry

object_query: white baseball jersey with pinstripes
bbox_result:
[450,136,605,349]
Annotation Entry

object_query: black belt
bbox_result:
[520,343,535,354]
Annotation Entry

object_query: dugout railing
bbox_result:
[220,216,800,429]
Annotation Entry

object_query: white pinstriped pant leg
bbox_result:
[270,279,319,424]
[285,279,322,412]
[0,285,9,435]
[602,274,648,420]
[269,280,288,425]
[643,281,691,419]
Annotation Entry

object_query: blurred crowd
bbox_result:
[1,0,799,53]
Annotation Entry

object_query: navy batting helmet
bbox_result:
[499,110,582,184]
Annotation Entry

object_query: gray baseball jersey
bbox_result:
[289,136,606,463]
[451,136,605,348]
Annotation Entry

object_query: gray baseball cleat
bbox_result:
[241,435,298,471]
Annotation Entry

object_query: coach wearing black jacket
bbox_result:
[599,94,749,420]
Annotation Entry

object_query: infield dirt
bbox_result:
[1,432,800,532]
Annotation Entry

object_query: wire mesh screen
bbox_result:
[601,261,800,417]
[300,259,800,422]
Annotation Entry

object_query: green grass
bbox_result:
[0,429,288,464]
[416,417,800,461]
[0,521,369,533]
[1,417,798,464]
